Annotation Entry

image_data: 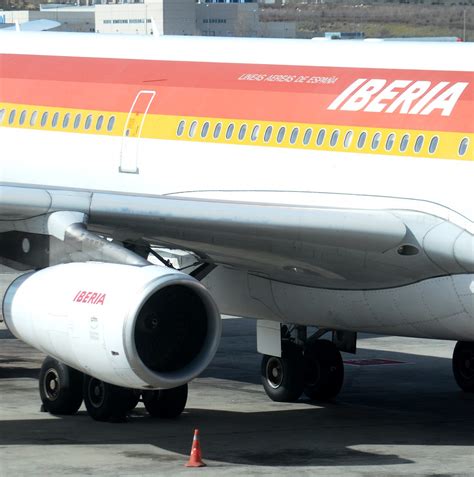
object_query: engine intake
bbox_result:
[135,285,208,373]
[3,262,222,389]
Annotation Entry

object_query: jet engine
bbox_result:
[3,262,221,390]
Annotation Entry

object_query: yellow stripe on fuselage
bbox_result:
[1,102,472,161]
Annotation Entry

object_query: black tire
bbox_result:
[39,356,83,415]
[261,342,304,402]
[83,375,135,421]
[143,383,188,419]
[453,341,474,392]
[303,340,344,401]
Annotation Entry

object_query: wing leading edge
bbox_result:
[3,184,472,290]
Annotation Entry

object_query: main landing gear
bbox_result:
[261,339,344,402]
[259,324,349,403]
[39,356,188,421]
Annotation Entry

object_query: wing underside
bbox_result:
[1,184,472,290]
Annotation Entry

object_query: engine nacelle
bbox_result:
[3,262,221,389]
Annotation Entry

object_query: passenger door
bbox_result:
[119,90,156,174]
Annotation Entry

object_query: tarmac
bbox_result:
[1,272,474,476]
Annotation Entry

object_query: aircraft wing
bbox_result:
[91,190,405,250]
[3,183,465,291]
[0,185,406,248]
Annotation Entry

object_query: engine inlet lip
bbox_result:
[122,272,222,389]
[2,271,35,338]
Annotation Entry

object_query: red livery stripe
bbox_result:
[1,54,472,133]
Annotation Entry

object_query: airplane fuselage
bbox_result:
[1,31,473,340]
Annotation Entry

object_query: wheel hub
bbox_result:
[44,368,60,401]
[88,378,105,408]
[266,357,283,389]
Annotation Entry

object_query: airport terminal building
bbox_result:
[0,0,296,37]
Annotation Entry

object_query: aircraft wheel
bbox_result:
[143,383,188,418]
[39,356,83,415]
[453,341,474,392]
[261,342,304,402]
[303,340,344,401]
[83,375,134,421]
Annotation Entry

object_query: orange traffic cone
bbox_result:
[185,429,206,468]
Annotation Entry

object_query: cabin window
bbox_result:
[343,130,353,148]
[62,113,70,129]
[189,120,198,138]
[385,133,396,151]
[213,122,222,139]
[201,121,210,138]
[303,128,312,146]
[251,125,260,141]
[40,112,49,127]
[84,115,93,130]
[19,110,27,126]
[30,111,38,127]
[316,129,326,146]
[74,114,82,130]
[238,124,247,141]
[225,123,234,140]
[8,109,16,125]
[428,136,439,154]
[52,112,59,128]
[400,134,410,152]
[357,131,367,149]
[96,115,104,131]
[371,132,381,150]
[459,137,469,156]
[177,120,185,137]
[290,127,299,145]
[277,126,286,144]
[414,135,424,153]
[329,129,340,147]
[107,116,115,132]
[0,108,5,124]
[264,125,273,142]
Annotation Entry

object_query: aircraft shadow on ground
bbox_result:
[0,407,415,467]
[0,349,474,467]
[0,366,39,379]
[1,317,470,467]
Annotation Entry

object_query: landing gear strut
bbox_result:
[453,341,474,392]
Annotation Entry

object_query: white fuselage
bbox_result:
[1,31,473,340]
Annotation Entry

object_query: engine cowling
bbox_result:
[3,262,221,389]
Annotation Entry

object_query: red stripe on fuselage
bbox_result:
[1,54,472,132]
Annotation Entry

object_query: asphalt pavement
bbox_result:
[2,309,474,476]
